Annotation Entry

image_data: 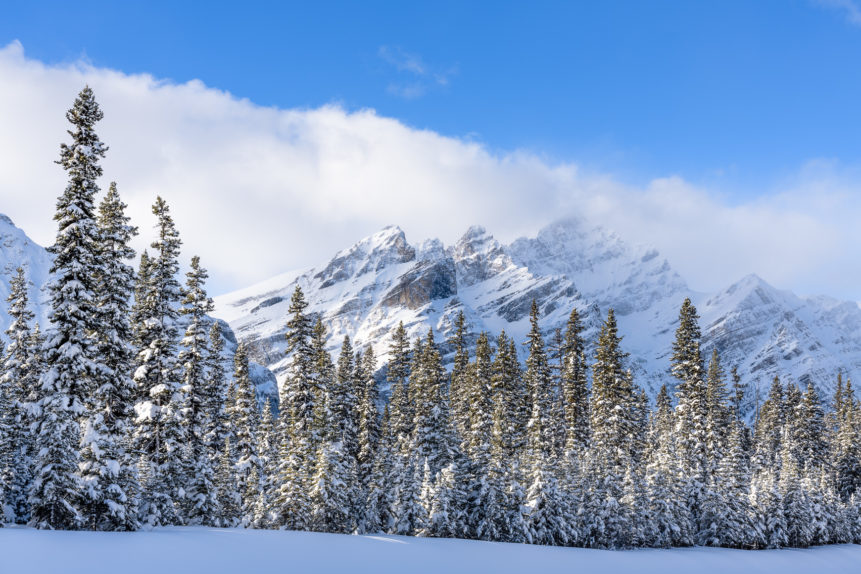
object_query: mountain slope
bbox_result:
[0,213,276,405]
[214,218,861,410]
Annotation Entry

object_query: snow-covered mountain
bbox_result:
[214,218,861,412]
[0,213,277,405]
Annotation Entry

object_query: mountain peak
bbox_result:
[451,225,512,287]
[313,225,415,288]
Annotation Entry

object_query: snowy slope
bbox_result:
[2,526,860,574]
[215,218,861,409]
[0,213,276,404]
[0,214,52,332]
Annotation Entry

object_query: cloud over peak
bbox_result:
[1,41,860,301]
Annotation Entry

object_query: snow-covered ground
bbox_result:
[2,526,860,574]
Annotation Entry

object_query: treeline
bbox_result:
[1,87,861,549]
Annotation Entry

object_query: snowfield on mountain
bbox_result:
[213,218,861,413]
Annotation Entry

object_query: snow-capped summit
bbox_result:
[215,218,861,412]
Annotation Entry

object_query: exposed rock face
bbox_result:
[214,218,861,416]
[381,258,457,310]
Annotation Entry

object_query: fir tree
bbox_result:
[228,343,260,526]
[132,196,186,527]
[0,267,36,523]
[32,86,108,530]
[561,307,590,457]
[355,346,381,531]
[78,182,140,531]
[254,399,277,528]
[589,308,638,548]
[179,256,218,526]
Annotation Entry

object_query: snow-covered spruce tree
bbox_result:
[752,376,784,477]
[462,331,493,536]
[309,323,356,534]
[449,311,470,442]
[179,255,219,526]
[670,298,709,530]
[561,307,590,459]
[588,308,640,548]
[794,383,826,473]
[835,380,861,503]
[643,384,693,548]
[476,357,527,543]
[228,343,261,527]
[130,251,153,364]
[366,403,393,533]
[205,322,229,464]
[704,349,731,478]
[355,346,380,532]
[78,182,140,531]
[409,330,457,477]
[273,286,315,530]
[132,196,186,527]
[522,301,571,546]
[779,428,813,548]
[215,437,240,527]
[254,399,277,528]
[1,267,37,523]
[31,87,108,530]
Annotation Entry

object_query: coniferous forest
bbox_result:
[2,87,861,549]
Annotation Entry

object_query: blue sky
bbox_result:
[5,0,861,195]
[3,1,861,299]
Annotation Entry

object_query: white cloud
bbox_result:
[1,40,860,301]
[816,0,861,26]
[378,45,455,99]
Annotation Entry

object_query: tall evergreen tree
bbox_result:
[78,182,140,531]
[179,256,218,525]
[228,343,260,526]
[31,86,108,530]
[588,308,639,547]
[561,308,590,456]
[0,268,37,523]
[670,298,709,528]
[273,286,315,530]
[132,196,186,526]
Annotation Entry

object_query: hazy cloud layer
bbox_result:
[1,41,859,300]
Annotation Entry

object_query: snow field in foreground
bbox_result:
[1,526,860,574]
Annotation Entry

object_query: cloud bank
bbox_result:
[0,41,859,301]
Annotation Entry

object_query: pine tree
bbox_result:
[215,437,240,527]
[409,330,458,476]
[254,399,277,528]
[32,87,108,530]
[78,182,140,531]
[704,349,731,475]
[132,196,186,527]
[1,268,37,523]
[228,343,260,526]
[588,308,639,548]
[179,256,218,526]
[522,301,570,546]
[449,311,470,441]
[273,286,315,530]
[670,298,709,529]
[561,308,590,457]
[309,324,356,534]
[643,384,693,548]
[463,331,493,535]
[205,323,229,463]
[355,346,380,531]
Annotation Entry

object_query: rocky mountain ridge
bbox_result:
[214,218,861,413]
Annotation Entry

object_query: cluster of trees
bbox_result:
[1,88,861,549]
